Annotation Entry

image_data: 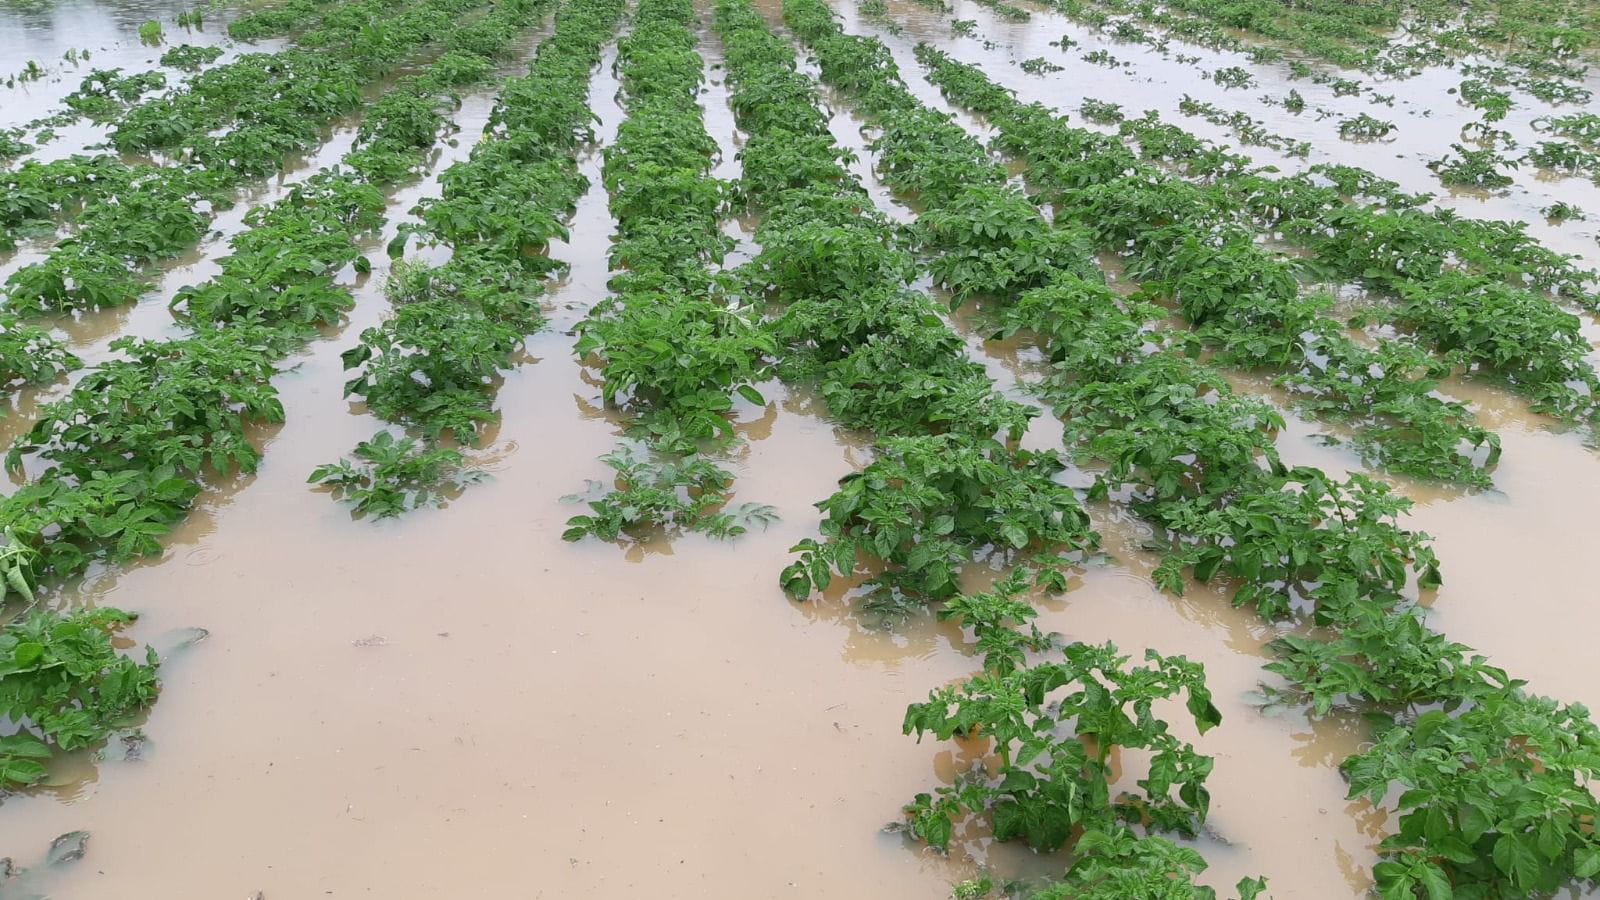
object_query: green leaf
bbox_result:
[1415,861,1453,900]
[0,733,53,759]
[1491,832,1540,889]
[12,641,44,669]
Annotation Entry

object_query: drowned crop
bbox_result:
[781,435,1098,605]
[563,0,772,544]
[1,0,515,325]
[0,608,160,788]
[309,431,483,518]
[900,27,1600,900]
[318,0,612,516]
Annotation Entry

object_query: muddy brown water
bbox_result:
[0,0,1598,896]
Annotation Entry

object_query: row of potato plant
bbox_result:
[0,0,476,324]
[1,31,262,167]
[7,43,233,161]
[919,2,1600,305]
[321,0,626,517]
[0,0,390,249]
[1052,0,1598,86]
[0,0,547,582]
[714,1,1252,895]
[1090,108,1600,422]
[0,0,554,793]
[898,14,1600,428]
[834,27,1600,899]
[914,48,1501,487]
[562,0,774,542]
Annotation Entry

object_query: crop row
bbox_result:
[320,0,627,517]
[712,0,1259,895]
[0,0,385,247]
[915,61,1503,486]
[560,0,774,542]
[954,5,1600,312]
[0,0,548,583]
[785,10,1600,895]
[905,5,1600,429]
[0,0,557,792]
[0,0,493,328]
[933,61,1600,430]
[800,17,1497,486]
[1053,0,1597,85]
[1,15,293,167]
[948,1,1600,311]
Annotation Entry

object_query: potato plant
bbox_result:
[0,608,160,788]
[902,641,1221,852]
[338,0,623,461]
[2,0,511,322]
[561,0,773,544]
[3,0,551,569]
[892,26,1600,898]
[781,435,1098,604]
[718,3,1253,889]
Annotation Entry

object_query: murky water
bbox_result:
[1,0,1599,897]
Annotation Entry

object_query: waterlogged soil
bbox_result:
[0,0,1598,897]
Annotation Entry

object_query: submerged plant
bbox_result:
[1544,201,1586,222]
[309,431,483,518]
[901,641,1221,852]
[0,608,160,787]
[561,448,772,542]
[1428,144,1518,187]
[1338,112,1395,140]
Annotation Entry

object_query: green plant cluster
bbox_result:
[1538,112,1600,144]
[0,128,32,162]
[159,44,224,72]
[904,36,1600,900]
[1428,143,1519,188]
[562,0,773,543]
[902,578,1260,899]
[309,430,483,517]
[905,636,1219,851]
[330,0,623,517]
[1053,0,1598,85]
[2,0,544,575]
[0,315,80,389]
[61,67,168,121]
[0,607,160,788]
[0,154,139,252]
[971,0,1031,22]
[715,3,1257,893]
[228,0,322,40]
[1338,112,1397,140]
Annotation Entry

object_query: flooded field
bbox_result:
[1,0,1598,896]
